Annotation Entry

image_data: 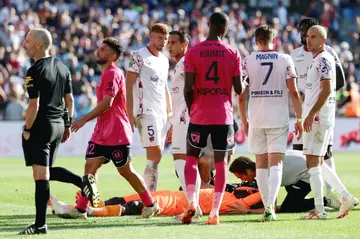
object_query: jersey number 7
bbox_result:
[261,62,273,85]
[206,61,220,84]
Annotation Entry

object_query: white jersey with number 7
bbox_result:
[242,51,297,128]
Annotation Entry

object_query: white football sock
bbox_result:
[321,163,350,199]
[268,165,282,208]
[144,160,159,192]
[174,159,187,198]
[309,166,325,213]
[324,157,336,194]
[194,167,201,210]
[256,168,269,208]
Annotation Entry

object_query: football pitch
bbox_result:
[0,153,359,238]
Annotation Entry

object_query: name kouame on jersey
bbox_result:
[243,51,297,128]
[291,45,340,94]
[184,40,242,125]
[127,47,169,118]
[171,56,189,124]
[303,51,336,126]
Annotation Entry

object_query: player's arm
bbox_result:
[165,83,172,120]
[24,70,39,132]
[233,50,245,95]
[308,79,332,117]
[238,88,248,136]
[184,72,195,114]
[287,78,303,139]
[125,71,137,132]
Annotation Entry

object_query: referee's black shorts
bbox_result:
[22,120,64,167]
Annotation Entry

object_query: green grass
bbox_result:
[1,153,360,238]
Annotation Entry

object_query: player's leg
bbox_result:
[113,146,159,218]
[280,181,316,213]
[198,153,213,187]
[324,132,335,195]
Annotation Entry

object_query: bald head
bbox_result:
[30,28,53,51]
[308,25,327,40]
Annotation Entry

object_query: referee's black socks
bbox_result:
[35,180,49,228]
[50,167,82,188]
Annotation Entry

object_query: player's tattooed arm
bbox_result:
[184,72,195,115]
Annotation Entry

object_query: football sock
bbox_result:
[324,157,336,194]
[256,168,269,207]
[321,163,350,199]
[104,197,126,206]
[35,180,49,228]
[76,195,89,213]
[309,166,325,213]
[139,190,154,207]
[268,165,282,208]
[174,159,187,197]
[194,166,201,210]
[185,156,198,206]
[209,162,227,218]
[49,167,82,188]
[144,160,158,191]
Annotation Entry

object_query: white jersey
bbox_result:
[282,150,310,186]
[171,56,189,125]
[128,47,169,118]
[290,45,340,94]
[303,51,336,126]
[242,51,297,128]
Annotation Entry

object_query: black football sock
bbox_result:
[35,180,49,228]
[104,197,126,206]
[50,167,82,188]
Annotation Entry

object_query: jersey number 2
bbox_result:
[261,62,273,85]
[206,61,220,84]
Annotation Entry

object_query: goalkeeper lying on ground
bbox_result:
[49,186,264,218]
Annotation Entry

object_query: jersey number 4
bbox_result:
[261,62,273,85]
[206,61,220,84]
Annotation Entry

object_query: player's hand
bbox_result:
[129,115,136,132]
[242,121,249,137]
[294,122,303,140]
[227,201,250,214]
[166,124,173,142]
[61,127,71,143]
[22,131,30,140]
[71,119,86,133]
[303,114,314,132]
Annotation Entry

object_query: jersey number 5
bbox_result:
[206,61,220,84]
[261,62,273,85]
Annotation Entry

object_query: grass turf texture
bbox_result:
[0,153,359,238]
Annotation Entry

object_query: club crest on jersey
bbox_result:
[190,132,200,144]
[150,75,159,82]
[149,136,155,142]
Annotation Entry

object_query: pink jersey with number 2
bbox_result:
[90,64,132,146]
[184,40,241,125]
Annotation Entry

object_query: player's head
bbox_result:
[168,31,190,59]
[22,28,52,58]
[254,25,276,46]
[306,25,327,53]
[150,23,169,52]
[299,17,319,45]
[209,12,229,39]
[229,156,256,183]
[96,37,123,65]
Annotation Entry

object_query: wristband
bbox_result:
[23,125,31,132]
[167,112,173,118]
[63,108,72,128]
[296,118,302,123]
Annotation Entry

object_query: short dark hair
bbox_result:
[169,31,190,43]
[299,17,319,29]
[229,156,256,175]
[103,37,123,61]
[254,25,275,44]
[150,23,169,35]
[209,12,229,28]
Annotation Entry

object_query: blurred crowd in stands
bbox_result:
[0,0,359,120]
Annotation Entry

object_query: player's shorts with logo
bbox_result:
[187,123,235,151]
[172,123,188,154]
[303,124,332,156]
[135,114,167,149]
[85,141,131,168]
[22,120,64,167]
[248,125,289,154]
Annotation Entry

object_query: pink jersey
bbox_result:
[90,64,132,146]
[184,40,241,125]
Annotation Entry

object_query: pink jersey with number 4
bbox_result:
[184,40,241,125]
[90,64,132,146]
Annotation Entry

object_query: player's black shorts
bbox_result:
[22,120,64,167]
[187,123,235,151]
[85,141,131,168]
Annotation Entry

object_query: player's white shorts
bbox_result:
[248,125,289,154]
[172,123,188,154]
[303,124,332,156]
[135,114,167,149]
[293,126,334,146]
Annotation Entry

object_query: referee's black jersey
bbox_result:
[25,57,72,122]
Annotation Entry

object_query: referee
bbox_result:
[20,28,78,235]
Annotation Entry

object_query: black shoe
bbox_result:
[82,174,100,207]
[19,224,48,235]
